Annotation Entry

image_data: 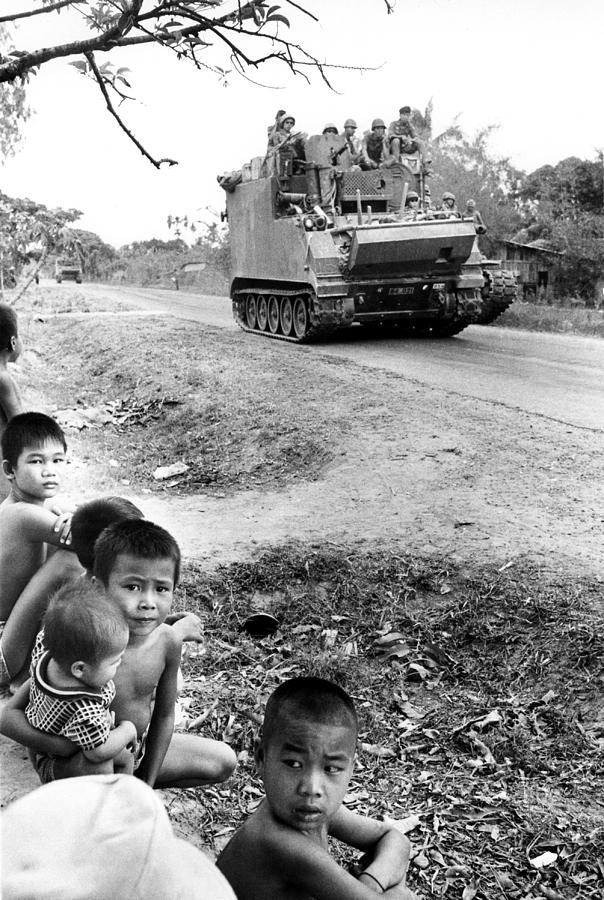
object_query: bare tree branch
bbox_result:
[0,1,85,25]
[84,50,177,169]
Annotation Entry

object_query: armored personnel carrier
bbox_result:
[219,134,515,342]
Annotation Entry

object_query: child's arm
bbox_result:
[330,808,412,894]
[135,630,181,787]
[165,610,204,643]
[0,681,77,757]
[10,504,75,549]
[258,822,415,900]
[83,719,138,763]
[0,371,23,421]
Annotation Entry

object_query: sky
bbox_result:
[1,0,603,248]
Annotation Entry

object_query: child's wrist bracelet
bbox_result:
[359,871,385,893]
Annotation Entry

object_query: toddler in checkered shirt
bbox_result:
[22,580,137,775]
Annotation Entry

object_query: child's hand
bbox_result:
[165,611,204,643]
[52,512,73,546]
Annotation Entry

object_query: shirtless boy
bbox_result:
[218,677,417,899]
[95,518,235,788]
[0,412,81,688]
[0,303,23,435]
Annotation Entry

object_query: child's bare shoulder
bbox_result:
[0,499,55,530]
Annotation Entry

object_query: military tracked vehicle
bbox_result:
[219,134,515,342]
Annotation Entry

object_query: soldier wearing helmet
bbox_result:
[267,112,296,149]
[360,118,388,169]
[401,190,422,220]
[441,191,458,216]
[266,111,307,169]
[339,118,362,168]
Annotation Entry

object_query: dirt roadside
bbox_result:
[1,289,603,896]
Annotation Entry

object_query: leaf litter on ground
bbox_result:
[165,542,603,899]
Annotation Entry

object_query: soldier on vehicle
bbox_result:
[360,119,389,169]
[465,199,487,234]
[340,118,362,162]
[401,190,421,220]
[441,192,459,216]
[388,106,422,160]
[266,109,286,140]
[266,112,307,171]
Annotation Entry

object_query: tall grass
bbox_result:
[495,302,604,337]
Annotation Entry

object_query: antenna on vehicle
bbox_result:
[356,189,363,225]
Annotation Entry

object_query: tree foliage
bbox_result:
[517,154,604,300]
[0,190,82,293]
[0,1,394,166]
[412,106,524,254]
[521,155,604,216]
[0,24,31,157]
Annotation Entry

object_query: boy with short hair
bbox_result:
[0,303,24,434]
[90,519,236,788]
[21,581,137,777]
[218,677,417,899]
[0,412,81,688]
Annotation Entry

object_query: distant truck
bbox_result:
[55,257,82,284]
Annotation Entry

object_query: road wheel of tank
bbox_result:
[292,296,308,339]
[245,294,257,329]
[477,268,517,324]
[280,297,293,336]
[256,296,268,331]
[268,296,280,334]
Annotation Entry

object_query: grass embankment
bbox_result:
[22,311,354,493]
[495,303,604,338]
[174,545,603,900]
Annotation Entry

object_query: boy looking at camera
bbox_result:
[218,677,417,899]
[0,412,81,688]
[95,519,235,788]
[3,581,137,777]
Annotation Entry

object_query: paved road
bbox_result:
[84,283,604,432]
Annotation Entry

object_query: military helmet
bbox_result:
[343,118,357,128]
[371,118,386,129]
[406,191,419,201]
[442,191,456,202]
[322,123,338,135]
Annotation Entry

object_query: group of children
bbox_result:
[0,304,418,898]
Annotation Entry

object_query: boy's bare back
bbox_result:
[0,368,23,430]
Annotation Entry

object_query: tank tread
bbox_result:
[233,288,338,344]
[478,268,517,325]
